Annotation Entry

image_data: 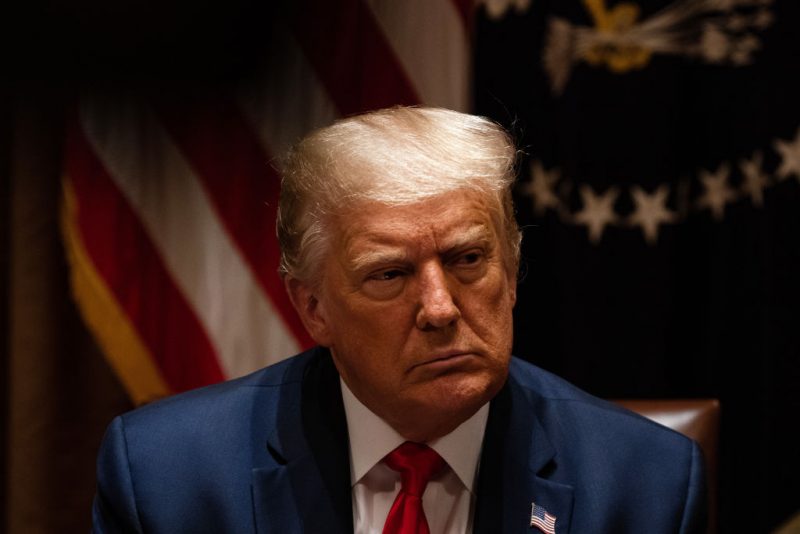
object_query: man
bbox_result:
[93,107,706,533]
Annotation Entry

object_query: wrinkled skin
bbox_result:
[286,190,517,442]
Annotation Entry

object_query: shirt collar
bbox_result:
[341,377,489,493]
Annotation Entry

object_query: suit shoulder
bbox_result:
[116,349,319,437]
[506,357,706,532]
[93,349,327,533]
[508,356,694,447]
[508,356,615,410]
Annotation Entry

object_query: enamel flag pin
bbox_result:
[530,501,557,533]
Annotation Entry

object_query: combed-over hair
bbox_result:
[277,106,521,284]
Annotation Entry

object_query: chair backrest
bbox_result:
[615,399,720,534]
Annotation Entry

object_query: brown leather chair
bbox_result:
[615,399,720,534]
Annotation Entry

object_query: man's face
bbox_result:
[288,190,517,441]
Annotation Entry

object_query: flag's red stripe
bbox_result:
[152,94,315,350]
[290,0,421,115]
[66,117,226,391]
[449,0,472,33]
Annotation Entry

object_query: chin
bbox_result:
[385,368,508,441]
[419,373,498,426]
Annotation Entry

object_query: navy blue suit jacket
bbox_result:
[93,347,707,533]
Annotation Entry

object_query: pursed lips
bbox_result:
[410,350,477,370]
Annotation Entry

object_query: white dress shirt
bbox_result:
[341,379,489,534]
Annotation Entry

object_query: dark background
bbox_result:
[476,1,800,532]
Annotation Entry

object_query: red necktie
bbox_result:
[382,441,446,534]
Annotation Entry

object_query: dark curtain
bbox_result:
[475,0,800,532]
[2,92,132,534]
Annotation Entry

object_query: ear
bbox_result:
[284,276,333,347]
[505,261,518,307]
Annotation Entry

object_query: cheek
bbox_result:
[470,275,515,319]
[347,298,416,341]
[329,305,408,369]
[464,279,515,352]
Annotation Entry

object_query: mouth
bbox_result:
[411,351,478,374]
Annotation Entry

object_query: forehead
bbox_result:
[333,191,500,260]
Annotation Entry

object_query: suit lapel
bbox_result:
[474,373,574,534]
[252,349,353,534]
[252,461,302,534]
[251,352,575,533]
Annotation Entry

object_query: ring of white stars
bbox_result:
[520,160,561,216]
[739,151,769,208]
[516,123,799,246]
[774,127,800,183]
[572,185,619,244]
[697,163,737,221]
[628,185,677,245]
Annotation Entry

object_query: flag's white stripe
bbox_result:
[366,0,470,110]
[237,20,339,158]
[80,95,300,379]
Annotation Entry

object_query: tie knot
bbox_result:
[383,442,446,497]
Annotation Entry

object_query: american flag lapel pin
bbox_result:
[530,501,557,534]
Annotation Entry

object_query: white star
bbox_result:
[572,185,619,244]
[774,127,800,183]
[628,185,677,245]
[520,160,561,216]
[697,163,737,220]
[739,151,769,208]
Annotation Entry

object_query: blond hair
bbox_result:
[277,106,521,284]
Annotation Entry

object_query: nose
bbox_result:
[415,263,461,330]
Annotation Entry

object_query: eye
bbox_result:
[371,269,405,281]
[362,268,407,300]
[452,249,485,267]
[458,251,483,265]
[449,249,489,282]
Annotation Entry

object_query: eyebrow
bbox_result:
[443,224,493,253]
[348,249,409,273]
[347,223,494,272]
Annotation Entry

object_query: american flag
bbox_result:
[530,501,557,534]
[61,0,472,405]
